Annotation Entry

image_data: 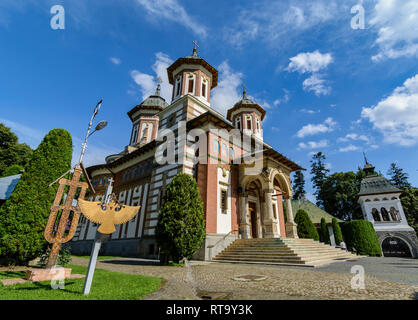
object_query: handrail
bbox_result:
[208,229,239,249]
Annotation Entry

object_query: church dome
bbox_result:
[127,84,168,121]
[226,87,266,122]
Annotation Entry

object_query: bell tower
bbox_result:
[127,81,168,147]
[166,41,218,106]
[227,85,266,140]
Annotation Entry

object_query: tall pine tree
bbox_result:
[387,162,411,189]
[310,152,329,207]
[292,170,306,200]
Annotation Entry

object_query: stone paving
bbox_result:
[70,257,418,300]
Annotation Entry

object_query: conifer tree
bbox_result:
[320,218,330,244]
[0,129,72,265]
[294,209,319,241]
[310,152,329,207]
[292,170,306,200]
[387,162,411,189]
[156,173,205,263]
[332,217,343,245]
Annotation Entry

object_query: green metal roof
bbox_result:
[290,199,342,224]
[357,174,402,197]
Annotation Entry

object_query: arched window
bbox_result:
[373,198,380,201]
[391,197,398,200]
[371,208,381,221]
[187,73,195,94]
[229,147,235,161]
[131,124,138,145]
[140,123,149,143]
[246,115,252,130]
[201,78,207,98]
[389,207,400,221]
[382,198,389,201]
[381,208,390,221]
[222,143,228,157]
[365,199,371,202]
[256,118,261,132]
[235,117,241,130]
[175,76,182,97]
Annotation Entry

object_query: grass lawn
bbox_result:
[0,264,163,300]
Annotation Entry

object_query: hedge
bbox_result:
[320,218,330,244]
[332,218,343,245]
[341,220,382,256]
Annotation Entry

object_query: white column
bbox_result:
[285,197,298,238]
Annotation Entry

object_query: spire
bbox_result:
[363,151,369,165]
[362,152,376,176]
[155,77,162,96]
[192,40,199,57]
[242,83,247,99]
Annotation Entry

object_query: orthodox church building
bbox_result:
[70,46,303,260]
[357,159,418,258]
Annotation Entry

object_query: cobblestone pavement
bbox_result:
[313,257,418,287]
[70,257,418,300]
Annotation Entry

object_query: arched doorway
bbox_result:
[246,180,263,239]
[382,237,412,257]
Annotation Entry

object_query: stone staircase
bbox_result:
[213,238,359,267]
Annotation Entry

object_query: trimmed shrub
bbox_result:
[341,220,382,256]
[0,129,72,265]
[332,218,343,245]
[294,209,319,241]
[320,218,330,244]
[155,173,205,263]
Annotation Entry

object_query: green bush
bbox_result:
[1,164,23,177]
[341,220,382,256]
[320,218,330,244]
[294,209,319,241]
[155,173,205,263]
[37,244,72,267]
[332,218,343,245]
[0,129,72,265]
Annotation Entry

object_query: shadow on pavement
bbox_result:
[100,259,160,266]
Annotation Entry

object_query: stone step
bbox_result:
[213,256,305,264]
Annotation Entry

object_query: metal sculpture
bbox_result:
[44,168,89,268]
[78,196,139,234]
[80,177,141,295]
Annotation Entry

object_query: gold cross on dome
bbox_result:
[193,40,199,50]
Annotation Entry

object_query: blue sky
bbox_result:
[0,0,417,200]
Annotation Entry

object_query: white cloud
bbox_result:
[287,50,333,74]
[130,52,173,103]
[302,74,331,96]
[224,1,340,49]
[298,140,329,150]
[338,133,370,144]
[0,118,44,148]
[110,57,121,65]
[211,61,243,116]
[361,74,418,146]
[370,0,418,61]
[300,108,320,114]
[135,0,207,37]
[338,144,360,153]
[273,89,290,106]
[296,117,336,138]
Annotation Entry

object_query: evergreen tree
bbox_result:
[320,218,330,244]
[155,173,205,263]
[400,187,418,239]
[318,168,365,221]
[310,152,329,207]
[294,209,319,241]
[332,217,343,245]
[0,129,72,265]
[1,164,24,177]
[0,123,33,176]
[387,162,411,189]
[292,170,306,200]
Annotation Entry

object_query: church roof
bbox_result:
[357,175,402,197]
[127,93,168,120]
[0,174,21,201]
[357,158,402,197]
[226,89,266,121]
[290,199,343,224]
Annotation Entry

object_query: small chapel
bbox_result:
[70,45,304,260]
[357,158,418,258]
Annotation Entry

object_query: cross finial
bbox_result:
[155,77,162,96]
[363,151,369,165]
[242,83,247,99]
[192,40,199,56]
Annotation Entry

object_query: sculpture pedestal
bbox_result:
[25,267,72,282]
